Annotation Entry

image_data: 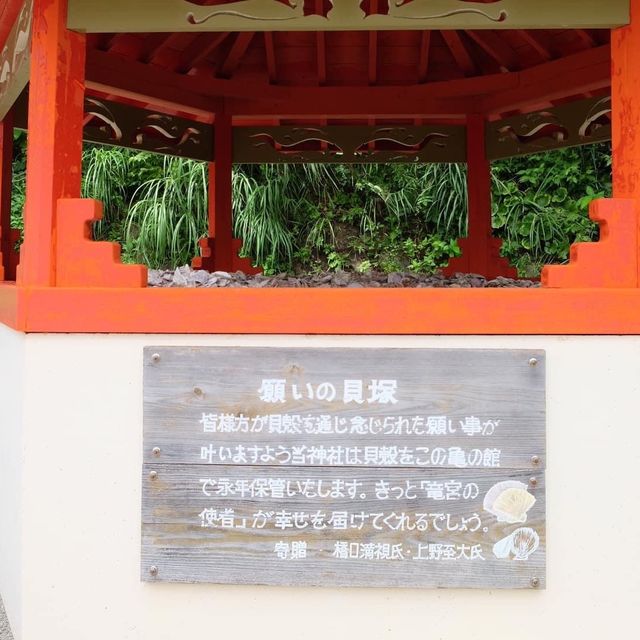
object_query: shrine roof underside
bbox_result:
[0,1,622,125]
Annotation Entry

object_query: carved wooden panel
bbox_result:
[234,125,466,163]
[486,96,612,161]
[14,93,214,160]
[82,97,214,160]
[0,0,32,121]
[67,0,629,33]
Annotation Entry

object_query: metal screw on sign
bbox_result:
[529,357,538,367]
[530,577,540,588]
[531,455,541,467]
[529,477,538,487]
[152,447,161,457]
[149,471,158,481]
[151,353,161,364]
[149,566,159,577]
[193,387,204,397]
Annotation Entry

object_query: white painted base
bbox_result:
[1,332,639,640]
[0,325,24,640]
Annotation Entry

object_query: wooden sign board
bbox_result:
[142,347,546,589]
[68,0,629,33]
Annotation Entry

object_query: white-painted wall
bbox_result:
[0,325,24,640]
[3,333,640,639]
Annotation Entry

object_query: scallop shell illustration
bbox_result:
[492,534,515,559]
[483,480,536,524]
[511,527,540,561]
[492,527,540,561]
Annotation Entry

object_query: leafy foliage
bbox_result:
[9,136,612,276]
[492,144,610,276]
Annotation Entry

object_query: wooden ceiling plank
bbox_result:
[175,33,230,73]
[482,45,611,114]
[369,31,378,85]
[86,44,610,119]
[516,30,553,62]
[574,29,597,49]
[368,0,379,85]
[465,30,519,72]
[441,30,477,77]
[142,32,184,65]
[417,31,431,83]
[315,0,327,86]
[264,32,278,85]
[217,32,255,79]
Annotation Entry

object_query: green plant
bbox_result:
[7,133,613,278]
[125,157,208,268]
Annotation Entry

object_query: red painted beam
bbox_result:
[482,45,610,115]
[86,44,611,119]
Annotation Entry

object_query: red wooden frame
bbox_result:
[0,0,639,335]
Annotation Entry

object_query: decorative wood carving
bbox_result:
[0,0,32,121]
[67,0,629,33]
[83,97,213,161]
[13,92,214,162]
[234,125,466,163]
[486,96,612,161]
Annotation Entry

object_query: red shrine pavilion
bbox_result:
[0,0,638,334]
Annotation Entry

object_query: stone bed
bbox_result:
[149,266,540,289]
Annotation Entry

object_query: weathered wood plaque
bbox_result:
[143,347,546,589]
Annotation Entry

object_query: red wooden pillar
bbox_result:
[18,0,86,287]
[613,0,640,200]
[212,113,234,270]
[541,5,640,289]
[193,114,259,274]
[443,115,517,279]
[612,0,640,284]
[0,112,15,281]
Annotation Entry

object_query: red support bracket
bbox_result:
[542,199,639,288]
[0,229,21,281]
[55,199,147,288]
[442,236,518,280]
[192,237,261,275]
[443,114,517,280]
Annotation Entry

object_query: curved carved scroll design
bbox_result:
[183,0,506,25]
[234,125,466,164]
[67,0,630,33]
[185,0,307,24]
[82,98,212,161]
[84,98,124,143]
[487,95,612,161]
[0,0,32,120]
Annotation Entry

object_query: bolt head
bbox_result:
[531,455,541,466]
[152,447,161,457]
[529,357,538,367]
[149,471,158,480]
[151,353,161,364]
[149,566,158,577]
[529,477,538,487]
[193,387,203,397]
[530,577,540,588]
